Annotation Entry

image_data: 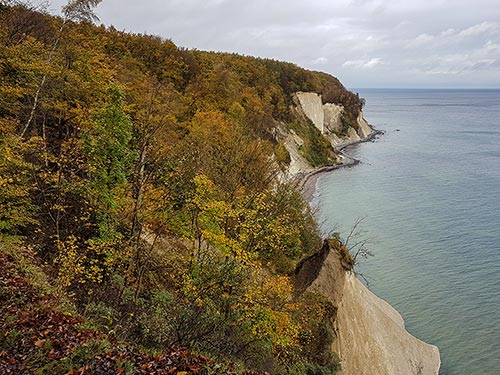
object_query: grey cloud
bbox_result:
[45,0,500,88]
[458,21,500,37]
[343,57,384,69]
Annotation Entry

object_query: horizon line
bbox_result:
[350,87,500,90]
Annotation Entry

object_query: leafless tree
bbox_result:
[343,217,374,284]
[344,217,373,265]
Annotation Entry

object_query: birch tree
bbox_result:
[21,0,102,137]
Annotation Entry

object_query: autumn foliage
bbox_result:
[0,2,358,374]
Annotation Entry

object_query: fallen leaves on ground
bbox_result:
[0,248,264,375]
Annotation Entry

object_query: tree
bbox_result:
[125,77,184,246]
[0,134,38,235]
[51,84,136,289]
[21,0,102,137]
[62,0,102,23]
[84,84,135,240]
[343,217,373,267]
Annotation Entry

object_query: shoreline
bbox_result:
[297,126,441,374]
[298,128,385,202]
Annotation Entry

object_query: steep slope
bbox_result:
[295,91,375,145]
[279,90,379,190]
[333,273,440,375]
[1,5,437,375]
[295,241,441,375]
[0,243,264,374]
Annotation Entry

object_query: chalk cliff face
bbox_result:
[333,273,440,375]
[296,242,441,375]
[356,111,373,138]
[279,91,377,181]
[295,91,374,146]
[278,127,315,176]
[296,92,325,132]
[323,103,343,134]
[290,92,440,374]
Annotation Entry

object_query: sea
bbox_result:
[312,89,500,375]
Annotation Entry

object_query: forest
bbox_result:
[0,1,364,374]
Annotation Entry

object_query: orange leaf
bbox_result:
[34,339,45,347]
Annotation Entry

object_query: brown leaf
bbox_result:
[188,365,201,373]
[34,339,45,347]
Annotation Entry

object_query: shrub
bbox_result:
[275,141,291,169]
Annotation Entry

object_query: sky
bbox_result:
[47,0,500,89]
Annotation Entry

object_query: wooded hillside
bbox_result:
[1,2,363,374]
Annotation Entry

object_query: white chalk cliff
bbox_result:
[295,91,374,146]
[278,91,377,181]
[332,273,440,375]
[278,127,315,177]
[296,92,326,132]
[287,93,441,375]
[296,242,441,375]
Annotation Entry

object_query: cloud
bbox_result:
[312,57,329,65]
[412,38,499,77]
[408,22,500,48]
[343,57,384,69]
[412,33,434,45]
[422,57,497,75]
[485,40,500,52]
[392,20,500,85]
[458,21,500,37]
[45,0,500,87]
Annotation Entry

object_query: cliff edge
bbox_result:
[295,91,374,147]
[295,241,441,375]
[278,91,377,181]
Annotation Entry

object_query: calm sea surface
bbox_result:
[312,89,500,375]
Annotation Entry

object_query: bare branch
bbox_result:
[62,0,102,23]
[341,217,374,280]
[344,216,365,248]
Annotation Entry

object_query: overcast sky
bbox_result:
[47,0,500,88]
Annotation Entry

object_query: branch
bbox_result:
[62,0,102,23]
[344,217,365,248]
[21,0,102,137]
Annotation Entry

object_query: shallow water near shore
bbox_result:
[312,89,500,375]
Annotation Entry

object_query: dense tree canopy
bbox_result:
[0,3,360,374]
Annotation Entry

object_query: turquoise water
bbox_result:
[313,89,500,375]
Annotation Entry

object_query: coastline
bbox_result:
[298,128,384,201]
[296,126,441,375]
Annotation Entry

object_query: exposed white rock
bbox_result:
[296,92,324,132]
[292,92,439,375]
[323,103,343,134]
[333,273,441,375]
[347,126,361,141]
[328,132,343,146]
[305,248,441,375]
[357,111,373,138]
[295,92,375,147]
[277,127,314,178]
